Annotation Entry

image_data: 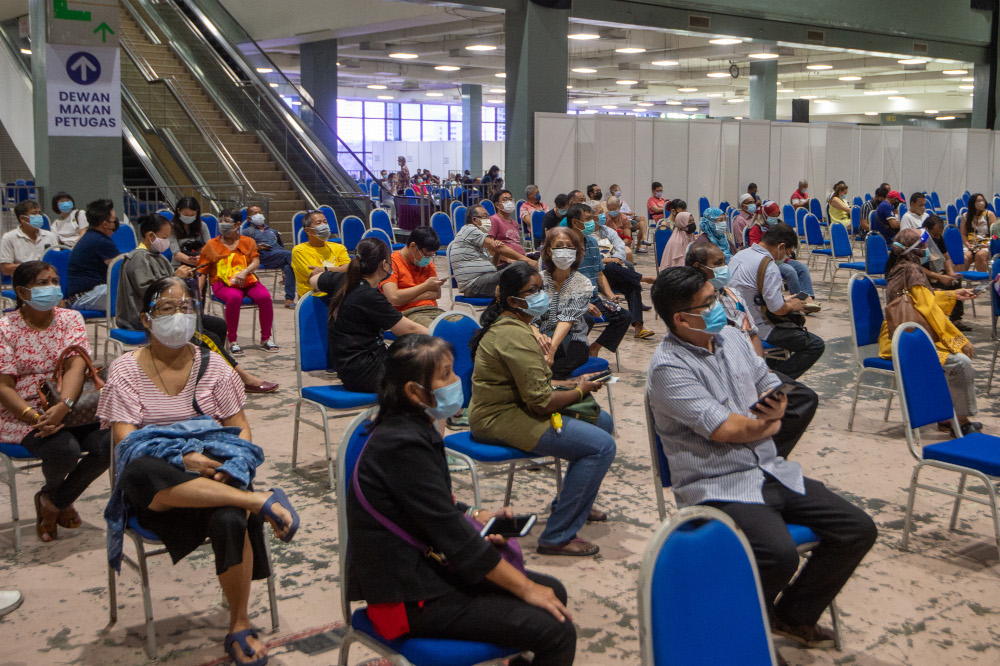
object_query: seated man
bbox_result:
[291,210,349,298]
[647,265,877,649]
[381,225,447,326]
[243,204,295,309]
[488,189,530,266]
[752,202,821,310]
[686,242,818,458]
[66,199,121,311]
[873,190,904,246]
[0,200,59,276]
[542,193,570,233]
[728,223,825,379]
[607,184,650,250]
[452,204,535,298]
[790,180,810,210]
[647,182,667,223]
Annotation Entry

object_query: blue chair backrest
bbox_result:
[804,214,824,246]
[946,204,958,227]
[851,206,861,234]
[794,206,807,227]
[319,205,340,236]
[943,226,966,268]
[343,415,374,486]
[864,192,872,201]
[41,214,51,231]
[370,182,380,200]
[850,274,883,347]
[809,197,823,221]
[428,313,481,408]
[358,182,369,196]
[516,201,524,220]
[991,237,1000,258]
[994,197,1000,216]
[782,204,795,224]
[930,192,940,209]
[454,206,467,230]
[963,191,971,205]
[293,211,307,244]
[108,256,123,318]
[42,247,71,298]
[992,254,1000,319]
[531,210,546,239]
[698,196,709,216]
[655,228,672,265]
[370,209,393,239]
[361,227,391,250]
[453,186,465,202]
[341,216,365,252]
[719,201,730,213]
[112,224,137,253]
[830,222,852,258]
[644,510,774,666]
[201,216,218,238]
[157,209,174,221]
[431,212,455,246]
[853,196,864,208]
[404,187,415,197]
[894,326,956,428]
[898,203,908,218]
[297,293,329,373]
[481,200,496,216]
[865,234,889,276]
[450,200,462,219]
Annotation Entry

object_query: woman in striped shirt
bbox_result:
[97,276,297,666]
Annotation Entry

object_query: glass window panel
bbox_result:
[401,103,422,119]
[495,107,505,122]
[422,120,448,140]
[364,118,386,143]
[339,100,363,117]
[364,101,386,118]
[386,119,399,141]
[481,123,495,142]
[448,121,462,141]
[386,103,401,119]
[401,120,421,141]
[481,106,496,122]
[423,104,448,120]
[450,106,463,121]
[338,118,364,151]
[495,122,505,141]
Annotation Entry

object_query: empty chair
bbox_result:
[430,211,455,255]
[865,233,889,290]
[846,274,897,431]
[481,199,496,216]
[795,206,808,229]
[946,203,959,227]
[318,205,341,238]
[360,227,392,249]
[823,223,866,297]
[529,210,546,249]
[340,216,366,253]
[804,214,830,268]
[453,205,467,231]
[809,197,823,223]
[782,204,795,224]
[369,208,403,250]
[111,224,138,254]
[853,195,864,208]
[698,196,709,216]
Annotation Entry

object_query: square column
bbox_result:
[749,60,778,121]
[461,84,482,176]
[299,38,338,155]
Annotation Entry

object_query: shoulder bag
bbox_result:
[37,345,107,427]
[553,385,601,424]
[884,288,937,343]
[754,256,806,330]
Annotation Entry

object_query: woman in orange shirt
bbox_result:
[199,209,276,355]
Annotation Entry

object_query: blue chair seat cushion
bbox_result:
[569,356,609,377]
[811,248,832,256]
[351,608,519,666]
[443,431,533,462]
[787,523,818,547]
[212,295,255,306]
[302,385,377,409]
[958,270,989,281]
[0,442,33,459]
[838,261,866,270]
[870,277,887,286]
[111,328,149,345]
[862,356,893,370]
[923,433,1000,477]
[127,514,161,542]
[78,309,105,319]
[455,296,493,307]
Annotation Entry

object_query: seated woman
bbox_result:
[98,276,298,666]
[469,263,615,557]
[347,334,575,664]
[200,209,276,355]
[659,211,697,270]
[828,182,852,228]
[313,238,426,393]
[699,207,732,262]
[50,191,87,247]
[118,214,277,393]
[169,196,211,271]
[878,228,983,436]
[535,227,597,379]
[657,198,686,230]
[961,194,993,272]
[0,261,110,542]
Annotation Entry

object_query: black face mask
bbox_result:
[593,191,603,201]
[685,221,697,234]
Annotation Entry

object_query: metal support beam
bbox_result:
[750,60,777,121]
[300,38,338,155]
[461,83,482,177]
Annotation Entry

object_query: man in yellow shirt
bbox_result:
[291,210,350,297]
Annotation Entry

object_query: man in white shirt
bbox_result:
[0,200,60,275]
[899,192,929,231]
[452,204,532,297]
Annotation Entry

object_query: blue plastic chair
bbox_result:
[0,441,41,552]
[293,210,308,244]
[654,227,672,274]
[963,191,971,206]
[824,223,866,296]
[292,293,377,489]
[450,200,463,219]
[946,203,959,227]
[638,505,779,666]
[370,181,381,201]
[987,254,1000,394]
[809,197,823,224]
[643,393,842,649]
[404,187,416,197]
[42,247,105,342]
[782,204,795,225]
[698,196,709,216]
[369,209,403,250]
[795,206,808,231]
[336,408,526,666]
[853,196,864,208]
[892,324,1000,555]
[865,233,889,291]
[361,227,392,250]
[804,214,830,269]
[111,224,138,253]
[341,216,365,253]
[846,274,897,431]
[431,212,455,255]
[481,200,496,217]
[453,205,467,231]
[530,210,546,249]
[102,255,151,364]
[444,244,493,314]
[318,205,341,239]
[944,225,988,316]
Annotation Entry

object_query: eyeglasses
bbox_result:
[517,285,542,297]
[150,300,197,317]
[680,294,717,314]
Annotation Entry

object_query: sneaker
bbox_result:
[953,319,973,332]
[803,301,822,313]
[284,299,296,310]
[0,589,23,618]
[771,616,836,649]
[230,343,244,356]
[262,340,280,352]
[640,240,653,246]
[446,410,469,429]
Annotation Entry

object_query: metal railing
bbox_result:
[123,184,269,221]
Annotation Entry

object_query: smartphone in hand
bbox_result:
[749,382,797,413]
[479,514,537,538]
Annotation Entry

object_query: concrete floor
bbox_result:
[2,246,1000,665]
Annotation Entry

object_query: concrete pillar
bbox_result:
[504,0,568,195]
[749,60,778,121]
[299,38,338,155]
[461,83,483,177]
[972,62,992,129]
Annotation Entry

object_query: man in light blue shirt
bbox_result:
[646,266,876,649]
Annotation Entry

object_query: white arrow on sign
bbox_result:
[69,55,97,82]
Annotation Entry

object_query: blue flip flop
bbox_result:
[225,628,267,666]
[259,488,299,543]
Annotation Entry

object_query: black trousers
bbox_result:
[21,422,110,509]
[764,326,825,380]
[603,262,646,326]
[704,476,877,627]
[586,300,631,353]
[405,570,575,666]
[771,371,818,459]
[551,340,590,380]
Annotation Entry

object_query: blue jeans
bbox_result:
[531,410,616,546]
[778,260,814,298]
[71,284,107,312]
[259,248,295,300]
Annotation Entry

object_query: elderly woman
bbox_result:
[535,227,596,378]
[877,228,983,436]
[659,211,698,270]
[520,184,548,226]
[699,206,732,262]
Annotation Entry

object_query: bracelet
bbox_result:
[472,508,483,521]
[31,412,40,424]
[575,387,585,399]
[19,405,32,420]
[465,505,481,517]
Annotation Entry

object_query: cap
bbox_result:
[888,190,904,201]
[762,201,781,218]
[738,193,754,205]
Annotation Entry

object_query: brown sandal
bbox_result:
[56,505,82,529]
[34,491,58,542]
[537,538,600,557]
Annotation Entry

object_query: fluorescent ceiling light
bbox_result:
[748,52,779,59]
[665,100,682,105]
[862,89,898,95]
[727,98,744,103]
[466,44,497,51]
[942,69,968,75]
[490,87,505,93]
[706,93,723,97]
[632,108,645,113]
[367,84,388,90]
[615,47,646,54]
[572,67,597,73]
[961,77,974,82]
[707,72,730,78]
[567,85,573,89]
[269,82,279,87]
[651,60,679,66]
[799,95,818,99]
[486,99,503,103]
[924,110,939,114]
[616,79,639,85]
[887,95,905,100]
[777,88,794,93]
[571,99,589,104]
[19,48,30,55]
[389,53,419,59]
[734,116,743,120]
[637,102,653,107]
[377,95,394,100]
[865,111,879,116]
[677,87,698,92]
[682,107,698,111]
[805,64,833,70]
[426,92,444,97]
[898,58,926,64]
[959,85,974,90]
[839,76,862,81]
[568,33,600,40]
[435,65,460,72]
[601,105,617,109]
[256,67,273,73]
[495,72,506,78]
[709,38,742,45]
[936,115,956,120]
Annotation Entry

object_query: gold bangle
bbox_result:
[575,387,585,399]
[31,412,40,424]
[19,405,32,420]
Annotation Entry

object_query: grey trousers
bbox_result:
[943,353,978,417]
[461,263,517,299]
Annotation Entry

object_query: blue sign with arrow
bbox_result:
[66,51,100,85]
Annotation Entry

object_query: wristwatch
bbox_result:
[62,398,75,410]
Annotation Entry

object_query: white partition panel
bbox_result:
[720,121,741,206]
[631,120,655,218]
[992,132,1000,196]
[594,117,637,205]
[950,131,969,202]
[808,125,827,199]
[738,120,772,198]
[653,120,689,204]
[534,114,578,202]
[826,125,859,196]
[899,127,927,198]
[882,127,903,193]
[777,124,810,204]
[575,117,597,195]
[925,129,953,198]
[966,130,993,197]
[687,120,724,205]
[858,127,885,196]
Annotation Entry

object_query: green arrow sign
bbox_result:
[53,0,90,22]
[93,22,114,43]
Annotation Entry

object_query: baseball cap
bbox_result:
[888,190,904,201]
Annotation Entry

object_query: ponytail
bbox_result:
[468,262,540,358]
[329,237,390,320]
[469,299,504,359]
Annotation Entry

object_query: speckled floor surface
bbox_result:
[2,247,1000,665]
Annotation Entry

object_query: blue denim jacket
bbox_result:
[104,416,264,571]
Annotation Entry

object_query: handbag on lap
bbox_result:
[37,345,107,427]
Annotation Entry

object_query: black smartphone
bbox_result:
[749,382,797,413]
[479,514,537,538]
[971,285,988,296]
[590,369,613,383]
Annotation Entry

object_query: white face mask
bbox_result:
[502,201,516,214]
[151,236,171,253]
[551,248,576,270]
[149,313,197,348]
[179,214,197,224]
[250,213,266,226]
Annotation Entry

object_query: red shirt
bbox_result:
[647,196,667,221]
[488,214,527,264]
[791,189,809,205]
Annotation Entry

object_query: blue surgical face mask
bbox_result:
[715,221,727,235]
[746,204,757,215]
[420,379,464,421]
[25,284,62,311]
[766,216,780,225]
[920,251,930,265]
[689,300,727,334]
[583,220,596,235]
[28,214,44,229]
[607,209,620,218]
[597,213,607,226]
[518,290,550,317]
[556,208,568,217]
[415,255,432,268]
[58,201,74,214]
[710,265,730,288]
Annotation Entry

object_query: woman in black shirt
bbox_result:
[316,238,426,392]
[347,334,575,664]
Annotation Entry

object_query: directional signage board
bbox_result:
[46,43,121,137]
[47,0,119,48]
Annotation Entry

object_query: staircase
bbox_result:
[118,8,306,233]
